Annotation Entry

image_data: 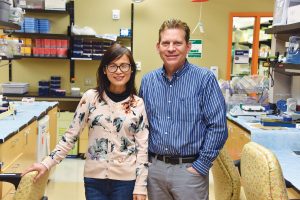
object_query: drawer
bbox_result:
[0,132,24,171]
[0,159,24,199]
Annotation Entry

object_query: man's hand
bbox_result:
[133,194,146,200]
[186,166,201,176]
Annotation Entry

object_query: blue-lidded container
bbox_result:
[286,36,300,64]
[38,87,49,96]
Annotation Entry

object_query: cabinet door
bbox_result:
[19,121,38,170]
[0,131,24,171]
[48,107,58,150]
[225,120,251,160]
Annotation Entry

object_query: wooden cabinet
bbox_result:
[224,119,251,161]
[0,106,57,199]
[48,107,58,150]
[0,121,37,199]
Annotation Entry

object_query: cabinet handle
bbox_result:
[11,138,19,147]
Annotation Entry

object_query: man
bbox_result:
[139,19,228,200]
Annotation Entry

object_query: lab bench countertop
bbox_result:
[227,114,300,191]
[0,101,58,143]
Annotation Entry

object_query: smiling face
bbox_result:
[157,28,191,74]
[104,54,132,94]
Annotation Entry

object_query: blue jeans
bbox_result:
[84,177,135,200]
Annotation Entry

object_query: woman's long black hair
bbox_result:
[95,43,137,102]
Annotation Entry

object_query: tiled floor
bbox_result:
[45,158,217,200]
[45,158,85,200]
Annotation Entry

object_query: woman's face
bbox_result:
[104,54,132,94]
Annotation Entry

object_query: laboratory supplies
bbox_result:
[286,36,300,64]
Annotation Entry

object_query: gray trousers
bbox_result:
[148,157,209,200]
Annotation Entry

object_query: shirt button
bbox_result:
[168,100,171,103]
[167,116,170,119]
[164,132,168,135]
[165,148,168,151]
[170,85,172,88]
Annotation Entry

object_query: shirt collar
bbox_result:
[160,60,190,79]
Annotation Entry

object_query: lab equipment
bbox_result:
[229,105,266,117]
[286,36,300,64]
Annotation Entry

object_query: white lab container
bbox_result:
[37,115,50,163]
[1,82,29,94]
[273,0,289,26]
[0,0,11,22]
[287,0,300,24]
[45,0,66,10]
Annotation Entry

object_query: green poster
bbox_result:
[188,39,202,58]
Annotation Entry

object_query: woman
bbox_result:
[23,43,149,200]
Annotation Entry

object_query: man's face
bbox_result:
[156,28,191,70]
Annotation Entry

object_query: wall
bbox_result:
[0,0,274,93]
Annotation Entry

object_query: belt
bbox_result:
[149,152,197,165]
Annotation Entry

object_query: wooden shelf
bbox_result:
[273,63,300,76]
[265,22,300,34]
[0,20,21,30]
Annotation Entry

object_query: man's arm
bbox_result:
[192,72,228,176]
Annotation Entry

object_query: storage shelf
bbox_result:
[0,21,21,30]
[19,55,69,59]
[259,39,271,46]
[4,32,70,39]
[238,42,252,47]
[265,22,300,34]
[72,34,132,41]
[24,8,68,14]
[4,92,81,101]
[273,63,300,76]
[0,55,22,60]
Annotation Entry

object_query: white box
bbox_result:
[1,82,29,94]
[287,4,300,24]
[45,0,66,10]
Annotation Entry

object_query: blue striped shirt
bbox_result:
[139,60,228,176]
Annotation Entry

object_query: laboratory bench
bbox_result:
[0,101,58,199]
[5,92,81,112]
[226,114,300,193]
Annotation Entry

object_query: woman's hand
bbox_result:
[21,163,48,183]
[133,194,146,200]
